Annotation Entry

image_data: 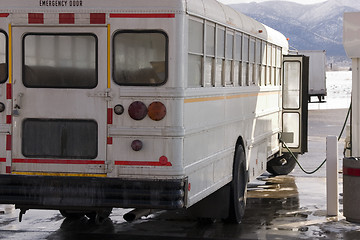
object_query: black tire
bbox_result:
[267,153,297,176]
[86,208,112,224]
[226,144,247,224]
[59,210,84,219]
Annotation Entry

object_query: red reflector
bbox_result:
[107,108,113,124]
[59,13,75,24]
[110,13,175,18]
[128,101,148,121]
[159,156,168,165]
[6,84,11,100]
[6,166,11,174]
[6,135,11,151]
[344,167,360,177]
[29,13,44,24]
[90,13,106,24]
[6,115,11,124]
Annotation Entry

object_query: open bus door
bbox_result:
[281,55,309,154]
[267,55,309,176]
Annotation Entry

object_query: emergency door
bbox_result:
[281,55,309,154]
[11,27,108,174]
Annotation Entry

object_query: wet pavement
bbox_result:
[1,108,359,240]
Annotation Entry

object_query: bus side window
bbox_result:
[215,26,225,87]
[234,33,242,86]
[242,35,249,86]
[205,23,215,87]
[225,31,234,86]
[0,31,8,83]
[261,41,266,86]
[188,18,204,88]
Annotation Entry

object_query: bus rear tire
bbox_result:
[226,144,247,224]
[59,210,84,219]
[267,153,297,176]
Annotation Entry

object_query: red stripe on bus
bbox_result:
[59,13,75,24]
[107,108,113,124]
[6,135,11,151]
[6,84,11,99]
[0,13,10,18]
[6,115,11,124]
[90,13,106,24]
[344,167,360,177]
[115,160,172,166]
[28,13,44,24]
[0,158,6,162]
[6,166,11,173]
[13,159,105,165]
[110,13,175,18]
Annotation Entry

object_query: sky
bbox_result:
[218,0,327,4]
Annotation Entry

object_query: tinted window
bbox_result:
[22,119,98,159]
[113,30,168,86]
[23,33,97,88]
[0,31,8,83]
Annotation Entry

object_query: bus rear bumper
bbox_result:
[0,174,187,211]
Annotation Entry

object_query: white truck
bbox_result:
[298,50,327,102]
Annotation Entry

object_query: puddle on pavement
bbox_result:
[24,174,360,240]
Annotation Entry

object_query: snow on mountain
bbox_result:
[229,0,358,64]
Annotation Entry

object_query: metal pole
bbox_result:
[326,135,339,216]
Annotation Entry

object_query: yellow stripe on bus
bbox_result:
[8,24,12,84]
[184,96,226,103]
[107,24,111,89]
[184,91,280,103]
[12,172,107,178]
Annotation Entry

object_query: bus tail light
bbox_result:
[114,104,124,115]
[131,140,143,151]
[128,101,148,120]
[148,102,166,121]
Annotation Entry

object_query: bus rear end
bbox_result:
[0,1,187,217]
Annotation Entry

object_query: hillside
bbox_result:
[229,0,358,66]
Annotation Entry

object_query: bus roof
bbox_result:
[0,0,288,49]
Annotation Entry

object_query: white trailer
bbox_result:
[298,50,327,102]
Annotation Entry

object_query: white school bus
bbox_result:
[0,0,308,223]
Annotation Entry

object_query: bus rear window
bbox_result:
[113,30,168,86]
[0,31,7,83]
[23,33,97,88]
